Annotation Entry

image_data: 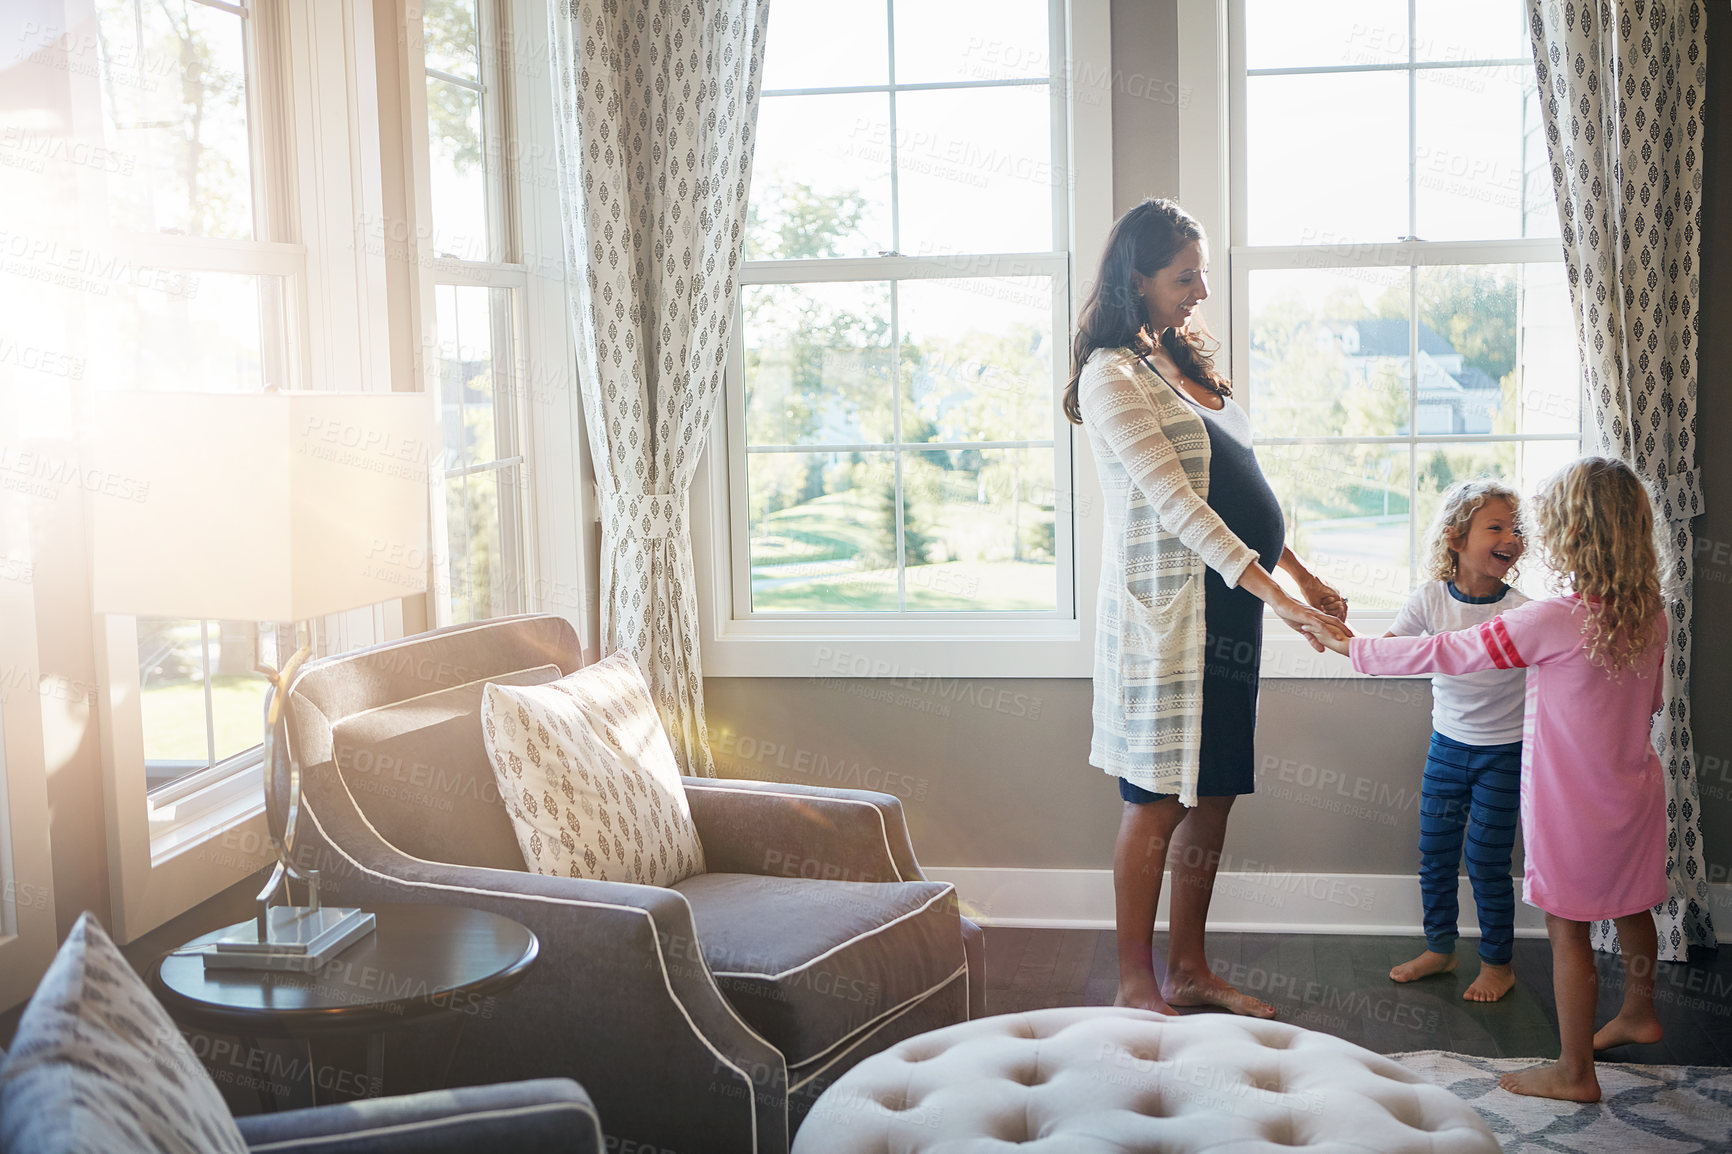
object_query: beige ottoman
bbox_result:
[794,1007,1497,1152]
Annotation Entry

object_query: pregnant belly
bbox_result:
[1216,466,1285,572]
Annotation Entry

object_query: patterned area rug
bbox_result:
[1391,1051,1732,1153]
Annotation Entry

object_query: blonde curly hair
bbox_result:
[1422,479,1523,583]
[1530,456,1664,672]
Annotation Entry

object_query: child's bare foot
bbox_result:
[1498,1061,1600,1102]
[1115,972,1175,1015]
[1390,950,1456,983]
[1162,967,1277,1018]
[1593,1011,1663,1051]
[1463,961,1515,1002]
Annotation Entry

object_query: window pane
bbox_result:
[1415,66,1541,241]
[900,277,1054,443]
[444,475,473,620]
[139,618,207,778]
[743,282,893,445]
[1509,437,1584,594]
[467,469,504,619]
[1411,441,1573,591]
[748,452,899,611]
[446,470,505,622]
[1262,443,1413,612]
[762,0,886,90]
[1245,0,1408,70]
[421,0,480,80]
[1410,441,1520,548]
[88,273,281,393]
[209,622,269,764]
[895,86,1053,256]
[1412,264,1578,436]
[1246,266,1410,440]
[1414,0,1529,62]
[96,0,254,238]
[427,77,490,259]
[749,94,893,259]
[1511,263,1578,434]
[139,618,268,790]
[894,0,1049,84]
[436,284,502,468]
[904,447,1057,611]
[1246,73,1408,245]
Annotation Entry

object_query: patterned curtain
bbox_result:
[548,0,770,774]
[1528,0,1714,959]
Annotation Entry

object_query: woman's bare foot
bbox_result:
[1498,1061,1600,1102]
[1593,1011,1664,1051]
[1115,971,1175,1014]
[1390,950,1456,983]
[1162,967,1277,1018]
[1463,961,1515,1002]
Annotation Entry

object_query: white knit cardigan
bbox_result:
[1078,347,1260,805]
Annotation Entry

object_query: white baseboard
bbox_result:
[926,867,1732,943]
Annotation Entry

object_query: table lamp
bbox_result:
[88,389,434,970]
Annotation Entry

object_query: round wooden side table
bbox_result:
[153,903,538,1110]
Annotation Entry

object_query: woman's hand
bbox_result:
[1297,574,1348,621]
[1269,594,1354,653]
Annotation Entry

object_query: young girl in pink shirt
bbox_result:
[1313,457,1668,1102]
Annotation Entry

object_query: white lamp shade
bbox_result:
[89,391,434,622]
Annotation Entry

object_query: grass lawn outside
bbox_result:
[141,674,269,767]
[752,559,1057,612]
[750,488,1058,611]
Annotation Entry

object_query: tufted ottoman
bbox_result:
[793,1007,1497,1152]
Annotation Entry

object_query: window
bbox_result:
[1229,0,1580,631]
[137,620,279,792]
[69,0,409,940]
[727,0,1074,620]
[88,0,301,792]
[421,0,527,624]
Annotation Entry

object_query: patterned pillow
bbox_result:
[0,913,247,1154]
[481,651,705,886]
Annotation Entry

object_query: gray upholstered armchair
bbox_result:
[272,614,983,1154]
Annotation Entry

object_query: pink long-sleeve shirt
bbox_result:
[1351,594,1667,922]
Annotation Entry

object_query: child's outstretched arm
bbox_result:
[1345,616,1525,676]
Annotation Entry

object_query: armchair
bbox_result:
[274,615,983,1154]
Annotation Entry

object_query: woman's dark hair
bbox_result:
[1063,197,1229,424]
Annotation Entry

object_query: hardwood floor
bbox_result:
[983,928,1732,1066]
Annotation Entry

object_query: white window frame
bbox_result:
[408,0,590,641]
[0,562,59,1013]
[1194,0,1584,678]
[87,0,408,942]
[694,0,1113,678]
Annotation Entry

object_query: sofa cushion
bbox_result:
[672,873,966,1068]
[331,663,562,871]
[482,651,704,886]
[0,913,247,1154]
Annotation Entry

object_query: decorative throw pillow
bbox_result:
[481,651,705,886]
[0,913,247,1154]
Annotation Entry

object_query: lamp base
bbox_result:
[201,906,376,972]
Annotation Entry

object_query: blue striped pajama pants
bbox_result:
[1417,730,1522,966]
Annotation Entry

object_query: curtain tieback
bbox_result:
[603,489,684,540]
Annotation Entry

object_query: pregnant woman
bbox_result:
[1066,198,1350,1016]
